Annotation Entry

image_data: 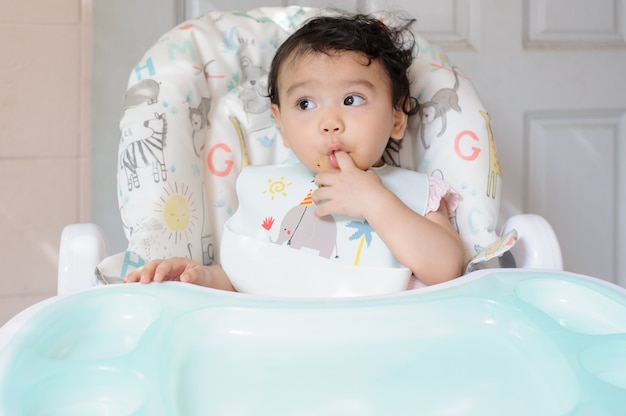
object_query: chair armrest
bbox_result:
[57,223,108,295]
[502,214,563,270]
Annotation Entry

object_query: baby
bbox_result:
[125,12,465,290]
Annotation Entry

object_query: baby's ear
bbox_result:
[270,104,289,148]
[390,108,408,140]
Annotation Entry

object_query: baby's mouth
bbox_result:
[327,145,346,169]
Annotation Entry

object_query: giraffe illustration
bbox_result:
[481,111,501,199]
[229,116,250,169]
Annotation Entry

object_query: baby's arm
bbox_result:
[124,259,235,291]
[313,152,464,285]
[372,193,464,285]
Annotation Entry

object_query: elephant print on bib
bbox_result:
[270,191,337,259]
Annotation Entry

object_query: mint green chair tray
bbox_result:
[1,269,625,415]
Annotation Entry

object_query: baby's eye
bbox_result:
[344,95,365,106]
[297,99,316,110]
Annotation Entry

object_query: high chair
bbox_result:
[58,6,563,295]
[2,7,625,415]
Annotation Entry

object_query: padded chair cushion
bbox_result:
[111,6,504,278]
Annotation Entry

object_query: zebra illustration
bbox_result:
[121,113,168,191]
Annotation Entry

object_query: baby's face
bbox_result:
[270,51,407,173]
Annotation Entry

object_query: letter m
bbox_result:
[168,39,197,61]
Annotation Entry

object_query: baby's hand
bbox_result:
[124,258,203,284]
[312,151,386,218]
[124,259,234,291]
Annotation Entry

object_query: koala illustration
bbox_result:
[239,56,270,114]
[189,97,212,157]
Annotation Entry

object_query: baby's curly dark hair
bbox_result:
[267,12,419,165]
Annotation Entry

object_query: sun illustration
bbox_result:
[262,176,292,200]
[154,181,199,243]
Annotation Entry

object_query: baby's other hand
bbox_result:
[123,259,234,291]
[123,258,201,284]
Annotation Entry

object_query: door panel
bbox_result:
[526,110,626,281]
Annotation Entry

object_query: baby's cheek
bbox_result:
[314,154,329,167]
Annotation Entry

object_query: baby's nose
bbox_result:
[320,113,344,134]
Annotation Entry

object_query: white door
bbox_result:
[403,0,626,286]
[94,0,626,286]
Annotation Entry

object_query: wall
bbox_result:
[0,0,91,325]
